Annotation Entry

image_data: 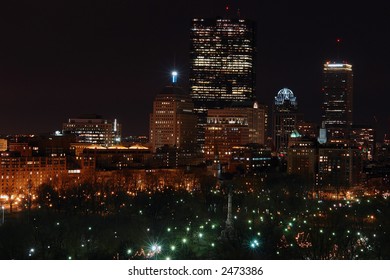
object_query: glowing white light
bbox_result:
[172,71,178,83]
[327,64,344,67]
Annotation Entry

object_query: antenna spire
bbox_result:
[336,38,342,61]
[225,0,229,16]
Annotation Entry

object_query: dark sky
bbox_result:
[0,0,389,138]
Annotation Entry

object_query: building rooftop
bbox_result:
[159,85,186,96]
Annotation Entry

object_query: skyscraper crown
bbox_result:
[275,88,297,107]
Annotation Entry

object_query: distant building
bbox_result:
[8,142,35,157]
[80,144,152,170]
[317,143,362,194]
[149,78,197,152]
[273,88,301,153]
[63,114,121,147]
[153,145,203,168]
[350,125,375,161]
[204,102,267,163]
[190,17,257,145]
[322,62,353,141]
[229,144,272,173]
[296,120,318,139]
[0,154,67,196]
[122,135,148,145]
[235,101,268,146]
[287,134,318,185]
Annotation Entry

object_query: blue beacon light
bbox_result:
[172,71,178,83]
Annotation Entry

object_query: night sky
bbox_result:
[0,0,389,138]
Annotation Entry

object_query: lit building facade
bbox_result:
[350,125,375,161]
[149,84,197,152]
[0,154,67,197]
[296,120,318,139]
[287,135,317,185]
[189,18,256,145]
[0,139,7,152]
[63,114,121,147]
[80,144,151,170]
[204,102,267,163]
[229,144,272,173]
[317,144,362,194]
[322,62,353,141]
[273,88,300,153]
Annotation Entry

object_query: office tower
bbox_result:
[149,74,197,152]
[189,18,256,145]
[322,62,353,141]
[204,101,267,163]
[273,88,300,153]
[63,114,121,147]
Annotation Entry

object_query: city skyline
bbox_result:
[0,1,389,139]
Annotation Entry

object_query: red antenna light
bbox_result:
[336,38,341,43]
[226,5,229,11]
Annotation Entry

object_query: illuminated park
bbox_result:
[0,172,388,260]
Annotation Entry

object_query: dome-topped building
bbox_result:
[274,88,298,109]
[273,88,301,153]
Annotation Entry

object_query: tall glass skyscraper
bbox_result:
[189,18,256,146]
[322,62,353,141]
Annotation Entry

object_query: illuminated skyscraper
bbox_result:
[273,88,300,152]
[322,62,353,141]
[189,18,256,145]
